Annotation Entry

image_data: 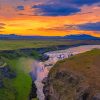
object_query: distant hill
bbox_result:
[64,34,100,40]
[0,34,99,40]
[0,34,61,40]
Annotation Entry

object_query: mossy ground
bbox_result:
[0,57,33,100]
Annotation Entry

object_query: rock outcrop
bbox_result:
[29,81,37,100]
[43,71,91,100]
[43,49,100,100]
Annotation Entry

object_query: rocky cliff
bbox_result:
[43,49,100,100]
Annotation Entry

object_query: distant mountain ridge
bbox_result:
[64,34,100,40]
[0,34,61,40]
[0,34,99,40]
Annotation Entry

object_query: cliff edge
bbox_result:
[43,49,100,100]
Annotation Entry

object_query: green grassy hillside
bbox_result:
[0,57,34,100]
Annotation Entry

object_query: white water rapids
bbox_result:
[31,45,100,100]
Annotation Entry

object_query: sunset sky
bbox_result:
[0,0,100,37]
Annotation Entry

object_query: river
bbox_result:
[31,45,100,100]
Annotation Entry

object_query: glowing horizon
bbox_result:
[0,0,100,37]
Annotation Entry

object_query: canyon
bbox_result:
[31,45,100,100]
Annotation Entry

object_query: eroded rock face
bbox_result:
[43,71,91,100]
[29,81,37,100]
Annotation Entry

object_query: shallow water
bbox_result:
[32,45,100,100]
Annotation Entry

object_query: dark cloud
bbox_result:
[16,6,24,10]
[18,13,26,15]
[42,22,100,32]
[49,0,100,6]
[0,31,3,32]
[58,22,100,31]
[73,0,100,6]
[32,4,81,16]
[0,23,5,29]
[0,26,5,29]
[31,0,100,16]
[57,0,100,6]
[0,23,5,26]
[65,22,100,32]
[39,24,77,31]
[77,22,100,31]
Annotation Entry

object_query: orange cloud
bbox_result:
[0,2,100,37]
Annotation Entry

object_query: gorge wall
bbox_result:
[43,49,100,100]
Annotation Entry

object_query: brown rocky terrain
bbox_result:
[43,49,100,100]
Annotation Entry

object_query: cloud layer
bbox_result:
[32,4,81,16]
[43,22,100,32]
[0,23,5,29]
[54,0,100,6]
[0,0,100,37]
[17,6,24,10]
[77,22,100,31]
[31,0,100,16]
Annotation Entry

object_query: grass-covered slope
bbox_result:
[44,49,100,100]
[0,60,16,100]
[0,40,73,50]
[0,39,100,50]
[8,58,32,100]
[0,47,48,100]
[0,57,34,100]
